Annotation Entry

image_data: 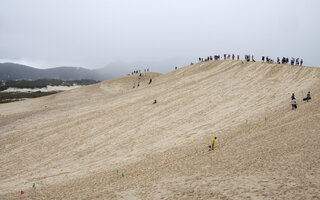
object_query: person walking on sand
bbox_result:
[211,137,217,150]
[291,97,297,110]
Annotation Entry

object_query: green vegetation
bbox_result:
[0,79,100,91]
[0,79,100,103]
[0,91,59,104]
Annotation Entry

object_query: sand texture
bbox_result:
[0,61,320,199]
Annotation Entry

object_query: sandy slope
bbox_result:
[0,61,319,199]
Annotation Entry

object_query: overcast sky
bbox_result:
[0,0,319,73]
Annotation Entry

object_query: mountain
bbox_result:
[0,63,110,81]
[0,57,192,81]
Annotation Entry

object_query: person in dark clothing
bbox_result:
[304,91,311,102]
[291,97,297,110]
[149,79,152,84]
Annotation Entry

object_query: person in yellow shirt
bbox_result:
[211,137,217,150]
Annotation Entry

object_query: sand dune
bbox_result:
[0,61,319,199]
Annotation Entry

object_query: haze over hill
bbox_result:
[0,63,109,81]
[0,56,191,81]
[0,61,319,199]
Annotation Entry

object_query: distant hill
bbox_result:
[0,63,110,81]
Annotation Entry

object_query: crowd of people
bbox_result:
[130,68,154,89]
[197,54,304,66]
[131,68,149,75]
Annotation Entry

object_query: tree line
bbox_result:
[0,79,100,91]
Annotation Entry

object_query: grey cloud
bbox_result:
[0,0,319,75]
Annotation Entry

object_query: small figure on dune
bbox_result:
[291,97,297,110]
[149,79,152,84]
[211,137,217,151]
[153,99,157,104]
[137,82,140,87]
[303,91,311,102]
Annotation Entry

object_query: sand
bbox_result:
[0,61,319,199]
